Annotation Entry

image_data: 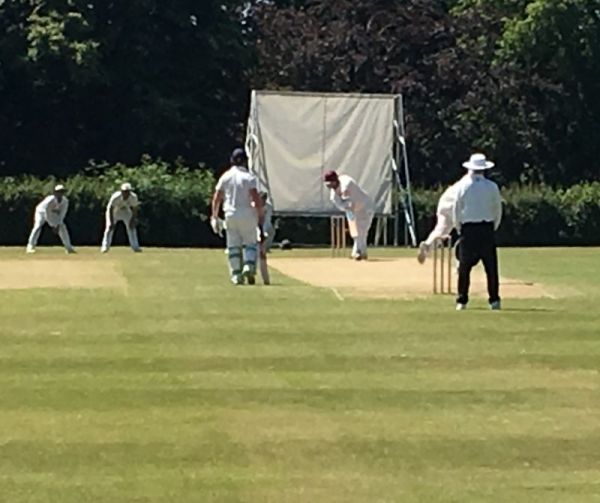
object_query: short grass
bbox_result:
[0,247,599,502]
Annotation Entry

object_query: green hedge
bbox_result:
[276,183,600,247]
[0,157,220,247]
[1,162,599,247]
[417,182,600,246]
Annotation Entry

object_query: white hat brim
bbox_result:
[462,161,494,170]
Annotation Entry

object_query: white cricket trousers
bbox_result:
[424,213,453,246]
[351,210,374,258]
[101,209,140,252]
[225,215,258,279]
[27,212,73,251]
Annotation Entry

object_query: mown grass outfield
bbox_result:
[1,247,599,502]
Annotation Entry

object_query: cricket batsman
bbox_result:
[26,184,75,254]
[101,183,142,253]
[211,148,264,285]
[323,170,374,260]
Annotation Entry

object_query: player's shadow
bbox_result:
[468,306,555,313]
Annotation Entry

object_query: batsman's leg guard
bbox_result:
[227,247,243,284]
[242,244,258,284]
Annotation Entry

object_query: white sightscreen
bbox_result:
[247,91,395,215]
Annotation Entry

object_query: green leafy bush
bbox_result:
[0,157,218,247]
[273,183,600,247]
[2,165,599,247]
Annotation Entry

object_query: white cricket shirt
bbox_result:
[107,191,139,214]
[215,165,258,219]
[330,174,374,214]
[452,173,502,231]
[36,195,69,223]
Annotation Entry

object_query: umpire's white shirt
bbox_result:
[216,166,258,220]
[452,173,502,231]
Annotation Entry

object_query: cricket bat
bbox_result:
[259,242,270,285]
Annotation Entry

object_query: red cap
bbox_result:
[323,170,338,183]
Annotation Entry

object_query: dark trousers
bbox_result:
[456,222,500,305]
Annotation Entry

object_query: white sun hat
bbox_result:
[462,153,495,171]
[54,184,66,192]
[120,182,133,191]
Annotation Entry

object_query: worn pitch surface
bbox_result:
[0,259,126,290]
[269,257,552,299]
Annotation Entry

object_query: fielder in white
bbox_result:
[211,148,264,285]
[323,170,374,260]
[26,184,75,254]
[101,183,141,253]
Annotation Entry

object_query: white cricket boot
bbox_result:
[231,274,244,285]
[456,303,467,311]
[26,246,36,254]
[242,264,256,285]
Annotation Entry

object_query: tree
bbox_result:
[0,0,253,176]
[249,0,485,185]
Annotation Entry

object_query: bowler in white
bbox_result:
[101,183,141,253]
[26,184,75,254]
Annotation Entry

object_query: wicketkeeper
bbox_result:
[101,183,141,253]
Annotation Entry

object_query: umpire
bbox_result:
[452,153,503,311]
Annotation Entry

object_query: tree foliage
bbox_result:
[0,0,252,176]
[0,0,599,186]
[249,0,600,185]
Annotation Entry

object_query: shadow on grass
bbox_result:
[466,306,555,313]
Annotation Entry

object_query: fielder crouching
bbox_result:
[26,184,75,254]
[101,183,142,253]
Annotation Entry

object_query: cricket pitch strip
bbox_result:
[0,259,127,290]
[269,257,555,300]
